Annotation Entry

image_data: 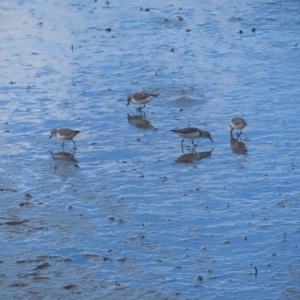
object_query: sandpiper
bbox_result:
[127,92,158,110]
[49,128,80,149]
[171,127,214,147]
[230,117,247,136]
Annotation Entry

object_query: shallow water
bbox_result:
[1,0,300,299]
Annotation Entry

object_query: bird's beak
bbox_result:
[127,101,130,106]
[49,135,52,139]
[209,137,214,142]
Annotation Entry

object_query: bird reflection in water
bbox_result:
[49,150,79,167]
[49,150,79,180]
[230,136,248,155]
[175,148,214,164]
[127,112,155,130]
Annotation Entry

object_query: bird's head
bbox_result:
[49,129,58,139]
[203,131,214,142]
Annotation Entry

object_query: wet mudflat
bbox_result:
[1,0,300,299]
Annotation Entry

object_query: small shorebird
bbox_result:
[171,127,214,147]
[49,128,80,149]
[127,92,158,110]
[230,117,247,136]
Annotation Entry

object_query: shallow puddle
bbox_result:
[1,0,300,299]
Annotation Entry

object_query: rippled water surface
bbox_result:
[1,0,300,299]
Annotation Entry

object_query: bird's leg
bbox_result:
[192,139,197,146]
[61,141,65,148]
[181,138,185,147]
[230,128,234,136]
[72,139,77,149]
[137,106,142,111]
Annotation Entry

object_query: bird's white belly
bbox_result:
[231,123,245,130]
[178,131,199,139]
[132,97,152,105]
[57,133,70,140]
